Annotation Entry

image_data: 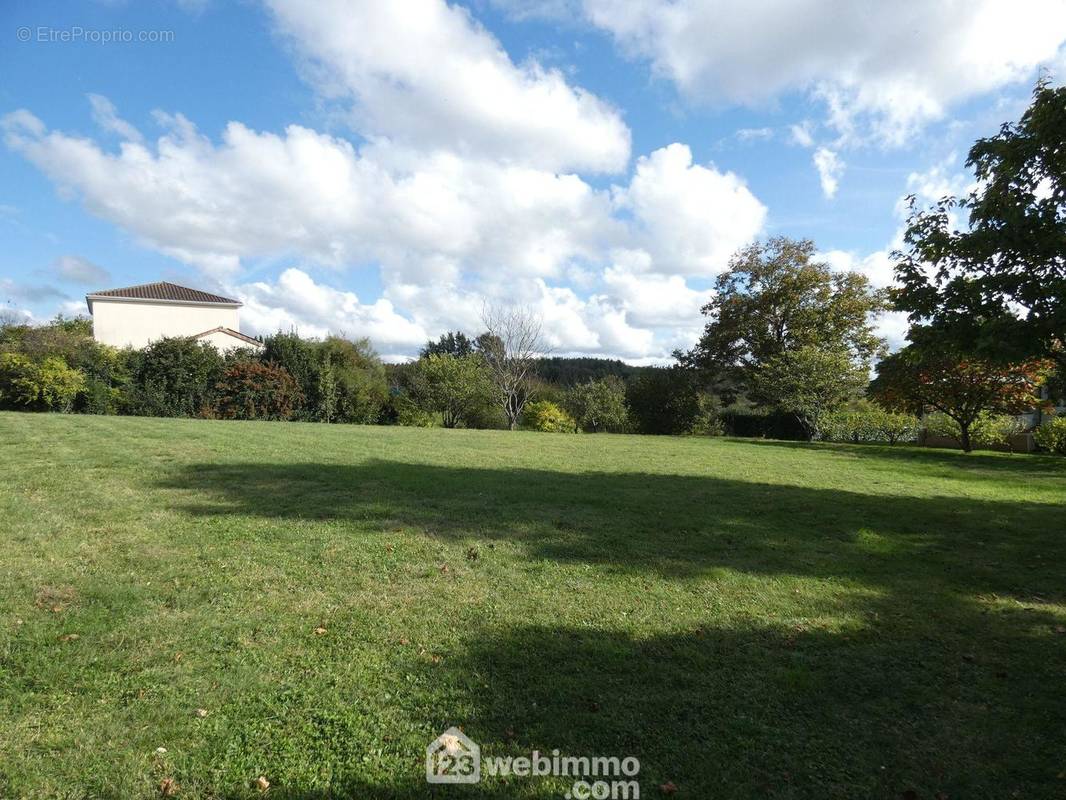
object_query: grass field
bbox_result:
[1,412,1064,799]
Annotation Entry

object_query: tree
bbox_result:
[479,304,547,430]
[409,354,495,428]
[679,237,887,400]
[749,346,867,439]
[871,337,1051,452]
[262,332,320,420]
[421,331,474,358]
[893,80,1066,370]
[564,376,629,433]
[317,336,388,424]
[215,361,303,420]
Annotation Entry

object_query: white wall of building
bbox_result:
[90,298,239,349]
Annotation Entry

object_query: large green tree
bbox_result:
[409,354,495,428]
[679,237,887,401]
[893,80,1066,369]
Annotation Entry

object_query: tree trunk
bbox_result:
[959,423,972,453]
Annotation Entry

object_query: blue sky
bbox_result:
[3,0,1065,360]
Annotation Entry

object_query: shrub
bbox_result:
[0,353,85,412]
[718,408,808,440]
[521,400,578,433]
[923,411,1025,450]
[626,368,703,435]
[1033,417,1066,454]
[214,362,303,420]
[262,332,320,419]
[127,337,225,417]
[564,376,629,433]
[317,336,389,424]
[821,409,921,444]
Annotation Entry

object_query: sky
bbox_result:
[2,1,1066,362]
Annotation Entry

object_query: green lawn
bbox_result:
[1,412,1064,799]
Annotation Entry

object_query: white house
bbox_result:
[86,281,263,352]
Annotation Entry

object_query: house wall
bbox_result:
[90,299,239,349]
[195,329,263,353]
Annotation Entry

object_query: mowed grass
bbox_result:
[1,413,1065,799]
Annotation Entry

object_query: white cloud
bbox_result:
[51,255,110,285]
[237,268,428,356]
[264,0,630,173]
[612,143,766,275]
[789,121,815,148]
[580,0,1066,146]
[812,147,844,198]
[735,126,773,142]
[87,93,143,143]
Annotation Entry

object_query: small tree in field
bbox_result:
[871,339,1051,452]
[409,354,494,428]
[479,304,547,430]
[750,346,867,440]
[564,376,629,433]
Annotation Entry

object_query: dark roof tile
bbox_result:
[87,281,239,305]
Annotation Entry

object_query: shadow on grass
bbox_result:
[158,459,1065,602]
[153,459,1066,798]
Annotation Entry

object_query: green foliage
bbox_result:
[214,361,303,421]
[680,237,887,401]
[421,331,474,358]
[317,336,388,424]
[386,392,438,427]
[534,356,651,387]
[821,408,921,444]
[718,407,809,440]
[1033,417,1066,454]
[0,353,85,412]
[892,81,1066,368]
[127,337,225,418]
[262,332,320,419]
[626,368,704,435]
[564,376,629,432]
[409,354,495,428]
[751,346,868,439]
[521,400,578,433]
[923,411,1026,451]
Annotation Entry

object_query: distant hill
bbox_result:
[533,357,655,386]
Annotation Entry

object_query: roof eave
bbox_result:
[84,294,242,314]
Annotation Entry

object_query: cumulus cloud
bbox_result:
[51,255,111,285]
[264,0,630,173]
[812,147,844,198]
[579,0,1066,145]
[612,143,767,275]
[3,104,766,358]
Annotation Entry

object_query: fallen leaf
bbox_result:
[659,781,678,795]
[158,777,178,797]
[256,775,270,791]
[195,708,209,718]
[58,633,80,642]
[314,627,327,636]
[439,563,449,574]
[155,747,168,755]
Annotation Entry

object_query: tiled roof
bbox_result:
[87,281,239,305]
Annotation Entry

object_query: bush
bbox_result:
[0,353,85,412]
[626,368,703,435]
[564,376,629,432]
[821,409,921,444]
[408,354,495,428]
[127,337,225,417]
[1033,417,1066,454]
[718,408,808,440]
[521,400,577,433]
[316,336,389,424]
[214,362,303,420]
[923,411,1025,450]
